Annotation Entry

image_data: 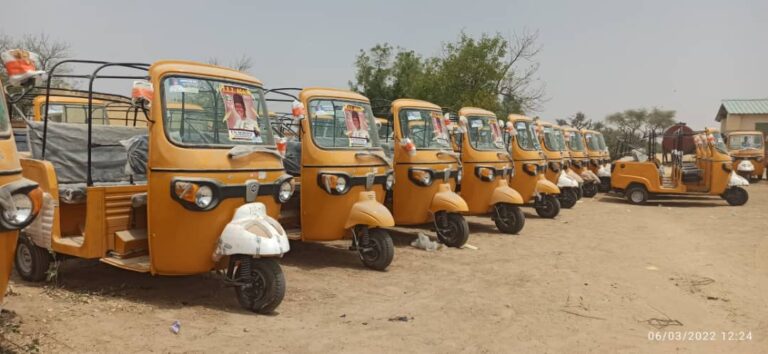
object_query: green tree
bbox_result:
[604,107,676,156]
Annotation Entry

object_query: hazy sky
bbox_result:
[2,0,766,129]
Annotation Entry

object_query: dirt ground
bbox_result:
[2,183,767,353]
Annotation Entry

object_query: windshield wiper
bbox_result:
[355,151,392,168]
[228,145,282,160]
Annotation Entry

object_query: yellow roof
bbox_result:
[459,107,496,118]
[507,114,533,122]
[726,130,763,136]
[299,87,370,103]
[149,60,263,86]
[392,98,441,111]
[33,96,107,106]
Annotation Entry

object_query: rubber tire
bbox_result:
[493,203,525,235]
[559,188,578,209]
[625,185,648,205]
[575,185,583,200]
[15,236,52,282]
[723,187,748,206]
[234,257,285,314]
[535,195,561,218]
[598,177,611,192]
[360,228,394,271]
[582,183,598,198]
[436,212,470,248]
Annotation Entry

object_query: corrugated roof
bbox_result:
[715,98,768,121]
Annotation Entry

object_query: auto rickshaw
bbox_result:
[725,130,765,181]
[14,59,293,313]
[535,120,580,208]
[562,126,600,197]
[611,128,749,206]
[583,129,611,192]
[267,88,396,271]
[505,114,561,218]
[451,107,525,234]
[1,79,43,307]
[375,99,469,246]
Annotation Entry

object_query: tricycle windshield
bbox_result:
[542,126,559,151]
[0,90,9,138]
[514,121,541,151]
[553,128,567,152]
[596,133,607,151]
[728,134,763,150]
[711,132,728,154]
[398,109,451,149]
[308,98,380,149]
[465,115,505,151]
[585,133,600,151]
[567,131,585,152]
[161,76,274,147]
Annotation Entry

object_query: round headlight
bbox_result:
[3,193,33,226]
[456,168,463,184]
[335,176,348,193]
[195,185,214,208]
[385,173,395,190]
[421,173,432,185]
[278,180,293,203]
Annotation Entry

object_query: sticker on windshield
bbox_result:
[470,119,483,128]
[221,84,261,142]
[407,111,422,121]
[431,111,449,146]
[168,78,200,94]
[489,119,504,148]
[344,104,370,147]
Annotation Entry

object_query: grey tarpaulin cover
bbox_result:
[27,121,147,184]
[120,134,149,176]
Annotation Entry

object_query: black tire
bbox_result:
[436,212,470,248]
[233,257,285,314]
[493,203,525,234]
[15,235,52,282]
[625,184,648,205]
[723,187,748,206]
[535,195,561,218]
[598,177,611,192]
[575,185,583,200]
[359,228,394,271]
[582,182,598,198]
[558,188,578,209]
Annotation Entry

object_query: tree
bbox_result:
[603,107,676,156]
[556,112,599,130]
[207,54,253,73]
[349,31,545,118]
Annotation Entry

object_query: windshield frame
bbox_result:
[306,97,381,151]
[0,87,10,138]
[711,132,729,154]
[541,125,559,151]
[160,75,275,149]
[553,128,567,152]
[513,120,541,151]
[464,115,506,152]
[585,133,601,152]
[596,133,607,151]
[727,134,764,150]
[397,107,451,151]
[566,131,585,152]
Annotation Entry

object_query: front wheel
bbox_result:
[493,203,525,234]
[358,227,394,271]
[435,212,470,248]
[231,256,285,314]
[558,188,578,209]
[15,235,52,282]
[582,182,598,198]
[535,195,561,218]
[723,187,748,206]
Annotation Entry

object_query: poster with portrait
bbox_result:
[343,104,370,147]
[220,84,262,142]
[489,119,504,148]
[430,111,449,146]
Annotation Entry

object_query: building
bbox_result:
[715,98,768,134]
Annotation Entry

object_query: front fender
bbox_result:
[490,181,524,206]
[566,169,584,184]
[344,191,395,229]
[536,178,561,195]
[736,160,755,172]
[430,183,469,213]
[597,164,612,177]
[729,172,749,187]
[557,171,579,188]
[213,203,290,261]
[581,170,600,183]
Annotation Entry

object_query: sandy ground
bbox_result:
[2,183,768,353]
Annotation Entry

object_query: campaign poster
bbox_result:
[344,104,370,147]
[221,85,262,142]
[489,119,504,148]
[431,111,449,146]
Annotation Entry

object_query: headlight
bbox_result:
[476,167,495,182]
[523,163,538,176]
[456,167,463,184]
[3,193,34,226]
[335,176,348,193]
[385,173,395,190]
[195,185,214,208]
[278,180,294,203]
[319,173,351,195]
[409,169,433,186]
[722,162,732,172]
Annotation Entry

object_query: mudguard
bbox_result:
[729,172,749,187]
[566,169,584,184]
[213,203,289,261]
[430,183,469,213]
[597,164,612,177]
[736,160,754,172]
[535,178,560,195]
[557,171,579,188]
[581,170,600,183]
[344,191,395,229]
[490,180,524,205]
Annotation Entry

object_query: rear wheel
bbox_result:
[535,195,561,218]
[723,187,748,206]
[558,188,578,209]
[493,203,525,234]
[625,185,648,205]
[574,185,583,200]
[357,227,394,271]
[582,182,598,198]
[231,256,285,314]
[15,235,52,282]
[435,212,469,248]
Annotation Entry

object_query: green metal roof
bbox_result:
[715,98,768,121]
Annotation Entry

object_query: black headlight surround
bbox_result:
[408,167,435,187]
[170,178,223,212]
[549,161,561,172]
[317,171,352,196]
[0,179,40,231]
[522,163,538,176]
[474,166,497,182]
[273,174,295,204]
